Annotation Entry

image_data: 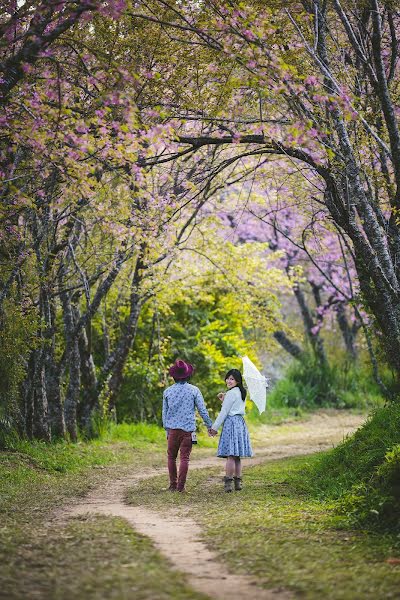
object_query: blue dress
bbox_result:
[213,388,253,458]
[217,415,253,458]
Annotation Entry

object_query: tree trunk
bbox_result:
[45,296,66,439]
[273,330,304,360]
[335,303,358,361]
[78,325,99,434]
[106,300,142,407]
[32,349,51,442]
[46,356,66,439]
[64,337,80,442]
[60,283,80,442]
[311,1,400,382]
[99,249,146,408]
[292,283,329,367]
[23,351,36,439]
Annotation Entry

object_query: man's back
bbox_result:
[162,381,212,432]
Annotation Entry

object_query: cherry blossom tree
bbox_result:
[132,0,400,385]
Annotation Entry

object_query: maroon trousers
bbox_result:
[167,429,192,491]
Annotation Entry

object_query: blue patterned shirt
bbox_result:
[162,382,212,432]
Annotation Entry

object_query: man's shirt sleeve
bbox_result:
[194,388,212,428]
[162,391,168,429]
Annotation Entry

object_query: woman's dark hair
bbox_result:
[225,369,246,401]
[173,376,190,383]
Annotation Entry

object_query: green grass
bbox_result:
[1,411,384,599]
[294,404,400,498]
[0,514,208,600]
[125,455,400,600]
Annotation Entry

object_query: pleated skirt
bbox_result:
[217,415,253,458]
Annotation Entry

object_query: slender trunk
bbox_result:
[60,282,80,442]
[32,348,51,441]
[78,325,99,434]
[273,330,304,360]
[102,308,110,361]
[45,297,66,439]
[106,301,142,407]
[370,0,400,208]
[64,337,80,442]
[293,283,329,367]
[99,249,147,407]
[335,303,358,361]
[46,356,65,439]
[23,351,35,439]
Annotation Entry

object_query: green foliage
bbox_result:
[266,356,382,411]
[105,421,167,446]
[116,285,258,423]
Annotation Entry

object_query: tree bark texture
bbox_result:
[78,326,99,433]
[31,349,51,442]
[335,303,358,361]
[60,282,80,443]
[292,284,329,367]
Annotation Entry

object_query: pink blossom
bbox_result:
[242,30,257,41]
[305,75,318,86]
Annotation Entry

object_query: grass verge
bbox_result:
[295,403,400,531]
[0,423,170,525]
[266,358,384,411]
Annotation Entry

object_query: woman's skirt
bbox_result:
[217,415,253,458]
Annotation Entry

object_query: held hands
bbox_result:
[208,428,217,437]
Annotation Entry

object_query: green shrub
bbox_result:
[266,356,382,411]
[112,287,257,423]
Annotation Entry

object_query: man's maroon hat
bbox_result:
[169,359,194,380]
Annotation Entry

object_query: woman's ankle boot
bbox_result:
[234,476,243,491]
[224,476,234,493]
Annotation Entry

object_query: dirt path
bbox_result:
[62,411,364,600]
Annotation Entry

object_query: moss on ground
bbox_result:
[126,455,400,600]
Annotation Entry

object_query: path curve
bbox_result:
[62,412,364,600]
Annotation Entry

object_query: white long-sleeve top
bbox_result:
[212,386,245,431]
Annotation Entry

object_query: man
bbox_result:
[162,359,213,492]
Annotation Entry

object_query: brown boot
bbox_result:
[224,476,234,493]
[234,476,243,491]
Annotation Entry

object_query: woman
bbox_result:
[210,368,253,492]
